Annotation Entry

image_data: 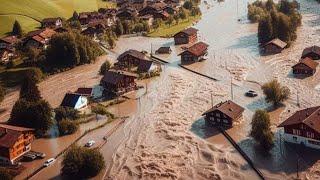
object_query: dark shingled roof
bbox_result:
[174,27,198,37]
[278,106,320,134]
[156,47,171,54]
[179,42,209,57]
[0,35,19,45]
[117,49,149,61]
[292,57,318,70]
[137,60,153,72]
[60,93,82,108]
[75,88,93,96]
[302,46,320,58]
[42,17,61,23]
[202,100,245,120]
[102,70,137,85]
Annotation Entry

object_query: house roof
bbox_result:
[179,42,209,57]
[302,46,320,58]
[117,49,149,61]
[0,36,19,45]
[278,106,320,134]
[174,27,198,37]
[264,38,287,49]
[75,88,93,96]
[60,93,82,108]
[102,70,137,85]
[26,28,56,40]
[0,124,34,148]
[156,46,171,54]
[202,100,245,120]
[292,57,318,70]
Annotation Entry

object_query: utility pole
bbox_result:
[297,90,300,107]
[151,43,153,56]
[211,93,213,108]
[231,78,234,100]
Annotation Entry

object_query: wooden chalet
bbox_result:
[179,42,209,64]
[263,38,287,54]
[139,3,169,19]
[117,49,150,67]
[301,46,320,60]
[130,0,147,10]
[174,27,198,45]
[0,47,15,63]
[0,124,34,165]
[292,57,318,76]
[202,100,244,127]
[155,46,172,54]
[41,17,62,28]
[78,11,102,25]
[101,70,138,95]
[278,106,320,149]
[23,28,56,49]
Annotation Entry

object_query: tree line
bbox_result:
[248,0,301,45]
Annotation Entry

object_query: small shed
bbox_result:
[301,46,320,60]
[292,57,318,76]
[263,38,287,54]
[155,47,172,54]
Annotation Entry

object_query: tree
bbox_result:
[173,14,180,24]
[167,16,174,27]
[0,168,12,180]
[26,67,44,83]
[46,33,80,68]
[9,99,53,136]
[99,61,111,75]
[179,8,187,19]
[62,145,105,178]
[24,47,41,65]
[72,11,79,21]
[91,105,108,118]
[19,74,41,102]
[12,20,22,37]
[58,119,78,135]
[183,1,193,10]
[258,14,273,44]
[250,109,274,150]
[0,85,5,104]
[54,106,80,121]
[277,13,291,43]
[115,20,124,36]
[261,79,290,107]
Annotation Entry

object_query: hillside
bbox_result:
[0,0,114,37]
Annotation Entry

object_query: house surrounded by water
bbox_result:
[179,42,209,64]
[202,100,244,127]
[60,93,88,110]
[302,45,320,60]
[278,106,320,149]
[101,70,137,96]
[263,38,287,54]
[292,57,318,76]
[173,27,198,45]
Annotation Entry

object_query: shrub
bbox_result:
[92,105,108,115]
[250,109,274,151]
[261,79,290,107]
[58,119,78,135]
[54,106,80,121]
[62,145,105,178]
[99,61,111,75]
[26,67,44,83]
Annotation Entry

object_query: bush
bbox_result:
[19,73,41,102]
[0,85,5,104]
[99,61,111,75]
[54,106,80,121]
[0,168,13,180]
[92,105,108,115]
[26,67,44,83]
[261,79,290,107]
[58,119,78,135]
[62,145,105,178]
[250,109,274,151]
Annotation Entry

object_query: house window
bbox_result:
[293,129,301,136]
[216,113,220,117]
[223,119,228,124]
[306,132,315,139]
[216,118,220,122]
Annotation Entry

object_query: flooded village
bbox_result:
[1,0,320,179]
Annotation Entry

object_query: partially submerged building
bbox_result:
[173,27,198,45]
[263,38,287,54]
[292,57,318,76]
[101,70,138,95]
[202,100,244,127]
[60,93,88,110]
[179,42,209,64]
[278,106,320,149]
[117,49,150,67]
[301,46,320,60]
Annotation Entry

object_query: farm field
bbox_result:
[0,0,115,37]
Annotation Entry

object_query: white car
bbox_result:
[43,158,55,167]
[85,140,95,147]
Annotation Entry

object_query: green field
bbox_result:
[147,15,201,38]
[0,0,116,37]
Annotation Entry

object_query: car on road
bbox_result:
[43,158,55,167]
[23,154,37,161]
[85,140,96,147]
[245,90,258,97]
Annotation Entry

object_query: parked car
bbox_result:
[85,140,95,147]
[245,90,258,97]
[29,151,46,159]
[43,158,55,167]
[23,154,37,161]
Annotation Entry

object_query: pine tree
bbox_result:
[19,74,41,102]
[258,14,273,44]
[12,20,22,37]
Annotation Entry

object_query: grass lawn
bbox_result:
[147,15,201,38]
[0,15,40,37]
[0,0,116,37]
